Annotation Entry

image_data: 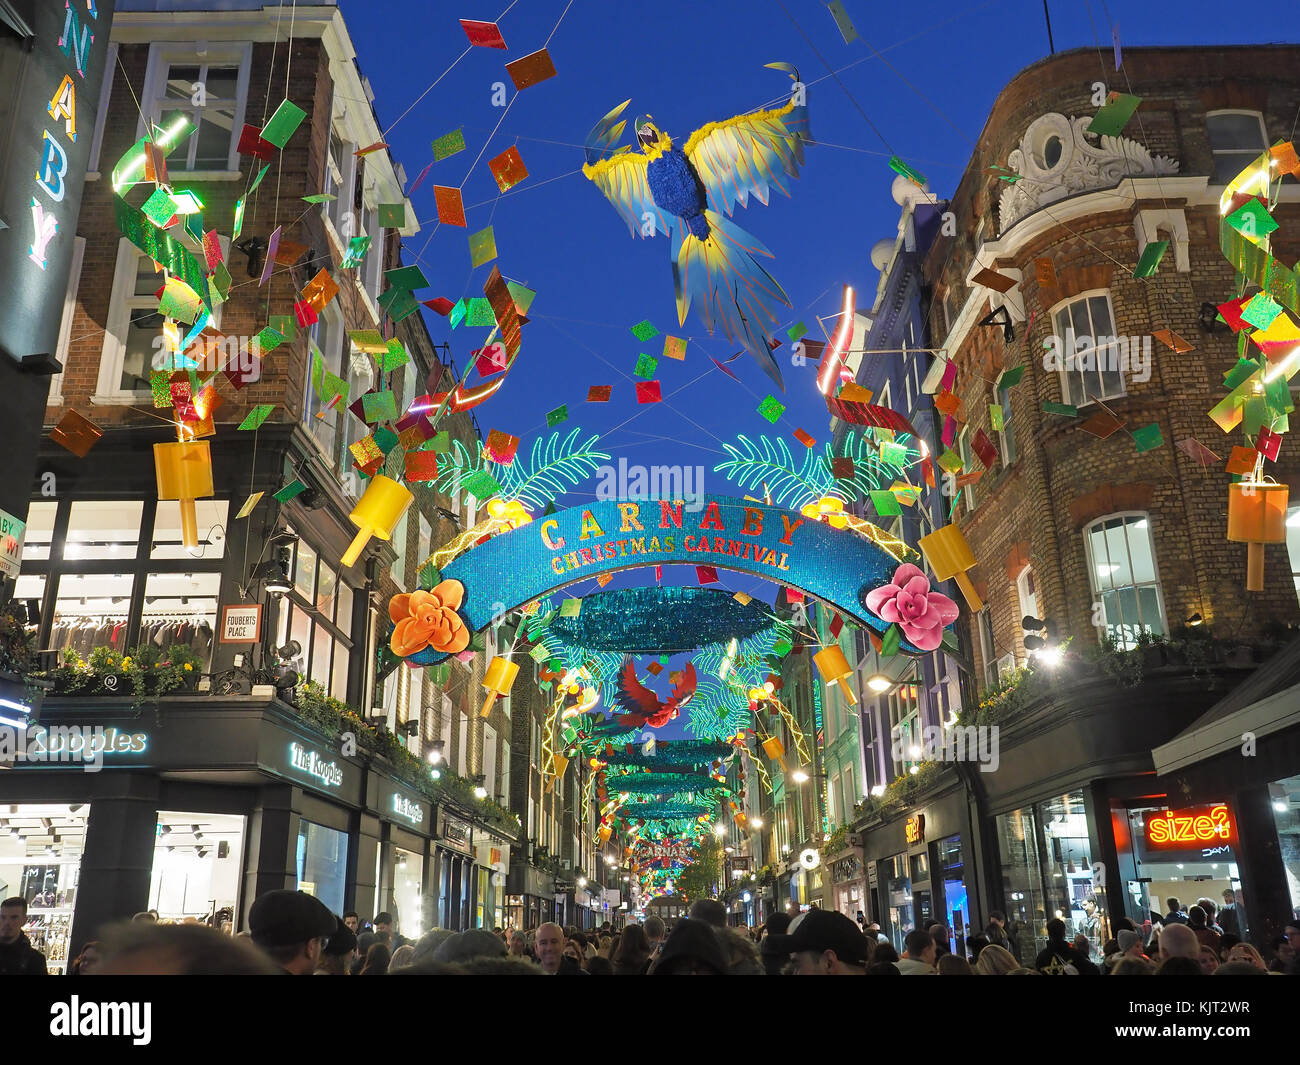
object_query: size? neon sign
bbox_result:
[1145,803,1235,850]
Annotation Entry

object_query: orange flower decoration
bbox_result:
[389,579,469,657]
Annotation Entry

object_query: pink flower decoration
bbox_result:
[864,563,959,651]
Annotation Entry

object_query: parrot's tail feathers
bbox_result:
[670,210,787,389]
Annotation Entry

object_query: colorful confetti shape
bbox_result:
[870,490,902,516]
[636,381,662,404]
[587,385,612,403]
[488,145,528,192]
[431,128,467,161]
[696,566,719,585]
[235,492,264,520]
[634,353,657,379]
[238,404,275,431]
[793,428,816,448]
[361,390,399,423]
[757,396,785,423]
[1078,410,1125,438]
[1132,422,1165,453]
[405,450,439,483]
[273,479,308,504]
[378,203,406,229]
[547,405,569,427]
[460,18,507,48]
[260,99,307,149]
[486,429,520,465]
[468,226,498,267]
[50,409,102,457]
[630,320,659,341]
[505,48,557,90]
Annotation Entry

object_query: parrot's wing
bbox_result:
[682,72,811,218]
[614,658,662,718]
[581,101,676,239]
[670,662,698,710]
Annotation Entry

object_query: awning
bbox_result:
[1153,636,1300,775]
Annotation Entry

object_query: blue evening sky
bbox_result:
[338,0,1285,721]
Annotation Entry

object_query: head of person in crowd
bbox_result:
[965,933,990,961]
[508,930,528,956]
[0,896,29,946]
[773,910,871,975]
[973,944,1019,975]
[986,910,1006,929]
[1072,933,1091,956]
[248,890,338,975]
[359,942,390,975]
[412,927,454,964]
[371,912,393,942]
[342,911,360,935]
[762,913,792,938]
[937,953,973,975]
[927,923,951,947]
[687,899,727,928]
[389,944,415,971]
[597,934,613,957]
[1155,955,1202,975]
[1196,898,1217,922]
[70,941,102,975]
[1214,961,1266,976]
[1224,943,1266,970]
[397,956,542,976]
[564,931,587,965]
[643,915,666,951]
[901,929,937,970]
[1117,929,1144,958]
[131,911,157,923]
[1197,945,1219,975]
[315,918,358,975]
[866,960,900,975]
[98,921,278,975]
[432,929,507,965]
[1218,933,1241,956]
[1158,922,1200,961]
[586,956,613,976]
[535,922,566,975]
[717,926,764,975]
[1045,918,1070,945]
[650,918,729,975]
[873,942,900,965]
[1110,957,1154,975]
[1187,905,1208,930]
[612,924,652,974]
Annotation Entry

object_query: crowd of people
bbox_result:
[2,890,1298,975]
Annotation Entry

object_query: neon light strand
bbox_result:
[817,284,855,396]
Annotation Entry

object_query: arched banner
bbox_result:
[414,495,930,662]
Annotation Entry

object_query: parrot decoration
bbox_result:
[613,659,698,730]
[581,64,812,390]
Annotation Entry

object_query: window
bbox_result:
[977,608,997,688]
[272,531,356,701]
[143,46,252,173]
[323,121,358,243]
[49,237,86,405]
[306,304,345,464]
[97,240,226,402]
[1084,513,1165,649]
[1052,292,1124,406]
[997,386,1016,466]
[1016,566,1040,628]
[1286,506,1300,603]
[391,513,409,589]
[888,679,921,780]
[1207,110,1268,185]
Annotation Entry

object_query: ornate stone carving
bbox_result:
[998,113,1179,234]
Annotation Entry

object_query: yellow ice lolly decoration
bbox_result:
[1227,482,1288,592]
[479,655,520,717]
[919,524,984,612]
[340,474,413,567]
[154,441,214,549]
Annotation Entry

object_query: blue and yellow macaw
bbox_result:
[581,64,811,390]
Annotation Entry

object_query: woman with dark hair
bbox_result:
[359,942,390,975]
[69,941,102,975]
[964,934,990,963]
[611,925,653,975]
[872,942,900,965]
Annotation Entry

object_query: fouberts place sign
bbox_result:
[436,495,918,662]
[287,742,344,789]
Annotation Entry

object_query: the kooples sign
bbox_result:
[287,742,344,789]
[438,495,916,658]
[391,793,424,826]
[0,0,115,364]
[1144,803,1236,852]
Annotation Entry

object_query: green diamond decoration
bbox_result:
[634,353,657,379]
[630,320,658,341]
[1132,422,1164,453]
[431,128,467,161]
[260,98,307,149]
[1132,240,1168,279]
[466,297,495,326]
[141,188,178,227]
[237,404,275,430]
[869,489,902,516]
[468,226,498,267]
[880,441,909,465]
[379,340,409,372]
[507,281,536,315]
[1226,199,1277,241]
[431,431,451,453]
[546,405,569,427]
[273,479,308,503]
[786,322,807,343]
[888,155,926,187]
[1240,292,1283,331]
[254,327,286,355]
[461,469,502,500]
[757,395,785,423]
[997,365,1025,390]
[449,299,468,329]
[1042,401,1078,417]
[373,426,401,454]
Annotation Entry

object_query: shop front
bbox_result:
[504,861,557,932]
[433,806,475,930]
[0,692,452,958]
[827,849,866,924]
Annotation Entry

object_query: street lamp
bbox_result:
[791,768,809,784]
[750,817,764,830]
[713,823,727,837]
[866,673,894,693]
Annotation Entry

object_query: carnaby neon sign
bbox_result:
[413,495,924,665]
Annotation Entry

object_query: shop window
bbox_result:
[296,820,348,916]
[1285,506,1300,604]
[143,45,252,173]
[391,847,424,940]
[885,853,913,954]
[910,851,932,931]
[273,532,355,701]
[1016,565,1039,628]
[50,573,136,655]
[151,500,228,560]
[938,835,970,944]
[66,500,143,561]
[1206,110,1268,185]
[1084,512,1165,649]
[1268,775,1300,917]
[22,502,56,561]
[0,803,89,973]
[150,811,246,925]
[141,572,219,666]
[1052,291,1125,406]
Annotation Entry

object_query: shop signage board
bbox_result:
[439,808,473,853]
[905,813,926,844]
[219,605,262,643]
[286,741,344,789]
[0,506,26,579]
[1143,802,1235,852]
[375,776,431,833]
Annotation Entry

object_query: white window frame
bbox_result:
[93,237,227,404]
[86,43,119,176]
[1051,289,1126,407]
[1206,109,1268,187]
[323,109,359,251]
[137,42,253,177]
[958,426,976,511]
[997,385,1016,466]
[996,653,1017,682]
[49,236,87,406]
[977,607,997,688]
[1016,565,1040,629]
[1083,511,1167,650]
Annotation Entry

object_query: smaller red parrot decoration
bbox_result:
[614,658,697,729]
